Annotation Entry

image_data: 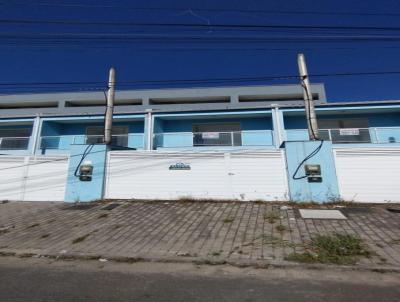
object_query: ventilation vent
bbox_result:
[0,102,58,109]
[150,96,230,105]
[239,93,319,102]
[65,99,142,107]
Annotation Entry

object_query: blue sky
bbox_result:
[1,0,400,101]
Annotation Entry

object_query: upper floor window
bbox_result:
[192,123,242,146]
[318,118,369,129]
[85,126,129,146]
[317,119,370,143]
[0,128,31,150]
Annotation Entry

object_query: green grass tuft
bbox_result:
[276,225,287,233]
[286,233,370,265]
[209,250,222,256]
[263,212,280,224]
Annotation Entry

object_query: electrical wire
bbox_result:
[0,148,108,171]
[1,70,400,91]
[292,139,324,180]
[3,18,400,32]
[2,45,400,52]
[73,143,94,177]
[0,70,400,95]
[3,2,400,17]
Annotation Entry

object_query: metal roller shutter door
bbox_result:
[334,149,400,203]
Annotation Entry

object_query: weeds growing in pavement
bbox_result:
[286,233,370,265]
[264,212,280,224]
[276,225,287,233]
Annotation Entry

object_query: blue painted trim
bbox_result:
[41,114,145,122]
[154,110,272,118]
[0,118,35,123]
[282,104,400,113]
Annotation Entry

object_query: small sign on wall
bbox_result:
[169,163,191,170]
[339,128,360,136]
[202,132,219,139]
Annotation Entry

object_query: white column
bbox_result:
[30,116,42,155]
[144,110,153,150]
[271,106,286,148]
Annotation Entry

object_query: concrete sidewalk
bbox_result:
[0,201,400,270]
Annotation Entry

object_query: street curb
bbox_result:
[1,249,399,274]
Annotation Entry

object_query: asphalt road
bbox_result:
[0,257,399,302]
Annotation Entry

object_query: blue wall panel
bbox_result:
[241,131,274,146]
[284,141,340,203]
[65,144,108,202]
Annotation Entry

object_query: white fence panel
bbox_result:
[229,151,289,201]
[334,148,400,203]
[0,157,26,201]
[0,156,68,202]
[23,156,69,201]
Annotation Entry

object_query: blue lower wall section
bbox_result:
[284,141,340,203]
[241,130,274,145]
[65,144,108,203]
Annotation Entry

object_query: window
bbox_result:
[318,118,369,129]
[192,123,242,146]
[0,128,31,150]
[318,119,371,143]
[85,126,129,146]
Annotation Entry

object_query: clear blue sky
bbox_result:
[1,0,400,102]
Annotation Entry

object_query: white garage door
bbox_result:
[105,151,289,201]
[0,156,68,202]
[334,148,400,203]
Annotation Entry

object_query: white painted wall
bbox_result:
[334,148,400,203]
[105,151,289,201]
[0,156,68,202]
[0,157,26,201]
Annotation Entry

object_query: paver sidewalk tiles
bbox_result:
[0,201,400,269]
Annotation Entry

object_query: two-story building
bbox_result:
[0,83,399,203]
